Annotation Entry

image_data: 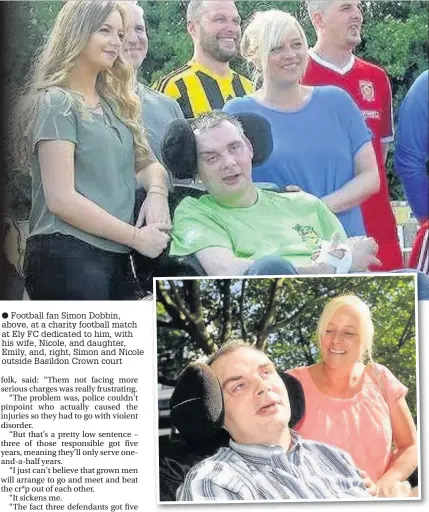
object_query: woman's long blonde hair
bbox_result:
[16,0,150,171]
[241,9,309,88]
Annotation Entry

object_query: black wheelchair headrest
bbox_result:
[170,362,305,447]
[161,112,273,180]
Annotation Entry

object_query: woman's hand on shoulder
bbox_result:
[136,191,171,228]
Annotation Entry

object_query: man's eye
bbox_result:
[230,143,241,152]
[233,383,244,392]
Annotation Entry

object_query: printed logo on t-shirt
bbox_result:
[293,224,321,250]
[359,80,375,102]
[182,228,198,246]
[363,110,381,120]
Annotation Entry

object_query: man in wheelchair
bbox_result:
[166,111,383,277]
[169,340,413,501]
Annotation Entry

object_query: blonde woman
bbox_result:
[287,296,417,492]
[18,1,171,299]
[223,10,380,238]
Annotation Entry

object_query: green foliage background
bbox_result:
[3,0,428,214]
[156,275,418,419]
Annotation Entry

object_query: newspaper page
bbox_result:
[0,301,156,512]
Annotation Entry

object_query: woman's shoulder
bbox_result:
[38,87,75,115]
[223,94,254,113]
[286,365,311,381]
[314,85,355,104]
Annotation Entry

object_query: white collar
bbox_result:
[308,48,356,75]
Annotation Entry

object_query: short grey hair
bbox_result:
[206,339,263,367]
[187,0,207,23]
[121,1,144,17]
[306,0,335,18]
[190,110,245,137]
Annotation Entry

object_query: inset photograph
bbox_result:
[156,274,419,502]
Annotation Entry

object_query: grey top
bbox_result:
[138,83,184,165]
[29,87,149,253]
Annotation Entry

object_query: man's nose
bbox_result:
[126,29,139,45]
[352,6,363,21]
[255,376,271,396]
[221,151,235,168]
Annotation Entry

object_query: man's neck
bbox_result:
[313,41,354,69]
[235,429,292,453]
[214,186,258,209]
[192,49,231,77]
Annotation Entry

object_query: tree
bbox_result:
[4,1,428,212]
[156,275,417,417]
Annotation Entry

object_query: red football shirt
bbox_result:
[303,50,402,270]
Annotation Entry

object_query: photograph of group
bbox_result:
[156,274,419,502]
[1,0,428,301]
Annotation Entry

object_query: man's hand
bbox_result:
[378,480,411,498]
[348,236,381,271]
[136,192,171,228]
[130,223,170,259]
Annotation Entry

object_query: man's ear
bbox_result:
[312,12,324,30]
[187,19,197,39]
[243,135,254,159]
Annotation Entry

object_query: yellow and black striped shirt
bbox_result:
[152,60,253,119]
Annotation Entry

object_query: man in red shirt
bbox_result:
[303,0,402,270]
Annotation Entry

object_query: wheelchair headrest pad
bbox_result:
[161,112,273,180]
[170,361,305,444]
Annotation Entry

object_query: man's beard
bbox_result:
[199,29,239,63]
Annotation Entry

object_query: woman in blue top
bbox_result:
[16,1,171,299]
[223,10,379,237]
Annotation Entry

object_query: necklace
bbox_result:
[87,99,102,110]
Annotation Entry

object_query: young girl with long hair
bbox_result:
[18,0,171,299]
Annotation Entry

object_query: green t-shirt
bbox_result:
[29,87,141,253]
[170,189,347,266]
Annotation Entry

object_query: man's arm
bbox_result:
[394,71,429,222]
[195,247,338,276]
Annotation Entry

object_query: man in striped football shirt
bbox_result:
[153,1,253,119]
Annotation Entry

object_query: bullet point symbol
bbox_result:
[2,312,8,319]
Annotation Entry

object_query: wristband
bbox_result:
[315,241,353,274]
